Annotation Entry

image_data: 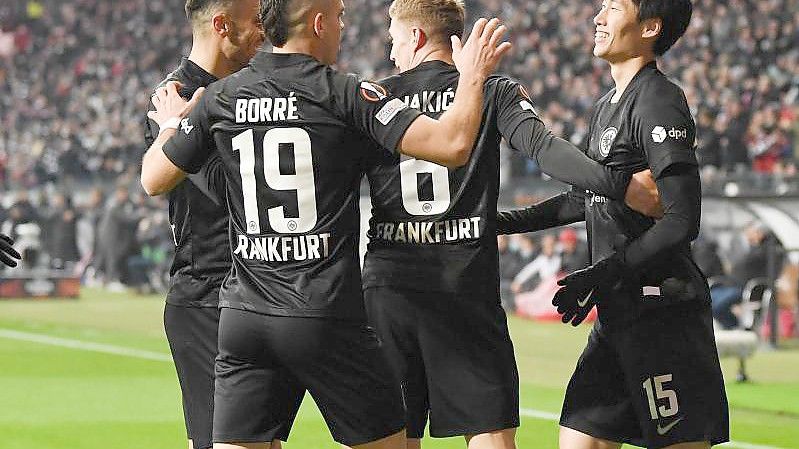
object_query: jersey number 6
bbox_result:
[399,159,451,216]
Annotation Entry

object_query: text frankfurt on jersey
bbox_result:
[233,233,331,262]
[372,217,482,244]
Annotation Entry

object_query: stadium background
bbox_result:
[0,0,797,448]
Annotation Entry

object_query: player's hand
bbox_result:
[452,18,512,83]
[624,169,663,218]
[552,254,624,326]
[0,234,21,268]
[147,81,205,131]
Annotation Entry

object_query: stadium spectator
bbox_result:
[46,192,80,269]
[557,228,588,273]
[76,188,103,278]
[96,186,140,291]
[711,222,785,329]
[499,234,521,310]
[693,234,726,280]
[511,234,560,294]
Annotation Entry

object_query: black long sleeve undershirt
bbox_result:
[496,190,586,235]
[507,118,631,200]
[496,163,701,272]
[621,163,700,269]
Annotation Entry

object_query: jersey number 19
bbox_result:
[232,128,317,235]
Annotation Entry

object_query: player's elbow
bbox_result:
[665,214,700,245]
[441,139,472,168]
[140,171,167,196]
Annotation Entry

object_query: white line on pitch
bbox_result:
[517,408,791,449]
[0,328,172,362]
[1,329,791,449]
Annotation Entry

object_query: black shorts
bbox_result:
[213,307,405,446]
[560,302,729,449]
[364,286,520,439]
[164,304,220,449]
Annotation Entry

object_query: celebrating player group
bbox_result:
[141,0,729,448]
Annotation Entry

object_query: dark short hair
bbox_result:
[184,0,233,22]
[261,0,291,47]
[632,0,692,56]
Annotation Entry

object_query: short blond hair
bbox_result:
[388,0,465,44]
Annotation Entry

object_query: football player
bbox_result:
[498,1,729,448]
[142,1,283,448]
[361,1,661,448]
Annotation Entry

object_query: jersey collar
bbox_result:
[404,59,455,75]
[180,57,218,86]
[609,60,658,103]
[251,51,320,69]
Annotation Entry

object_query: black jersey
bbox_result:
[144,58,230,308]
[362,60,630,294]
[162,52,422,321]
[582,61,707,322]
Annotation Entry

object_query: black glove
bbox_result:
[0,234,21,268]
[552,253,625,326]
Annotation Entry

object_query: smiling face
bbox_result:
[592,0,648,63]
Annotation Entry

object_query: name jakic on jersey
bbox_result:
[399,89,455,114]
[372,217,482,244]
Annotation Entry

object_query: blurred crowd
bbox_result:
[1,0,798,192]
[0,187,172,293]
[0,0,798,298]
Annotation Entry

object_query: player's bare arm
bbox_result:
[141,81,205,196]
[398,18,511,167]
[626,170,662,218]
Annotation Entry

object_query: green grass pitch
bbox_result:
[0,288,797,449]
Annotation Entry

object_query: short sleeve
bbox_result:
[633,82,697,178]
[144,104,158,150]
[162,93,214,174]
[333,73,422,154]
[186,154,226,206]
[494,78,544,138]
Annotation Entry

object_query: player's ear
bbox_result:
[212,12,230,37]
[313,12,324,37]
[412,27,427,51]
[641,17,661,39]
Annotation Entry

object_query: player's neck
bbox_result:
[272,38,326,64]
[413,47,454,68]
[187,38,238,79]
[608,54,655,102]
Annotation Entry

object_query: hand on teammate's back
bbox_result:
[624,169,663,218]
[451,18,512,83]
[552,254,625,326]
[0,234,21,268]
[147,81,206,131]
